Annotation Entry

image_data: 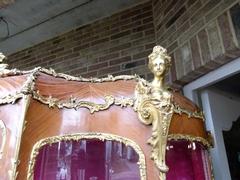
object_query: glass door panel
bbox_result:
[34,139,141,180]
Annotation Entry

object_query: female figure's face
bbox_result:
[151,56,166,78]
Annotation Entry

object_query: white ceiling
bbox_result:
[0,0,146,55]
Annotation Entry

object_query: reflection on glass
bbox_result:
[166,140,212,180]
[34,139,140,180]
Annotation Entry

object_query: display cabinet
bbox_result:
[0,46,213,180]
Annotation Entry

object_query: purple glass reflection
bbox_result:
[166,140,212,180]
[34,139,141,180]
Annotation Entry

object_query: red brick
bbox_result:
[99,53,119,62]
[174,48,184,79]
[69,67,88,75]
[111,19,131,29]
[218,12,238,51]
[91,37,109,46]
[121,21,142,30]
[50,47,64,54]
[112,70,132,76]
[110,43,131,52]
[81,71,98,78]
[167,41,178,53]
[63,52,79,60]
[133,50,151,59]
[111,30,131,40]
[170,53,177,82]
[73,43,90,52]
[42,55,56,61]
[7,1,154,82]
[133,23,154,32]
[52,37,66,45]
[145,29,155,36]
[132,11,153,21]
[142,3,153,12]
[57,49,72,57]
[143,16,154,24]
[190,36,202,69]
[109,56,131,65]
[197,29,211,65]
[123,59,146,69]
[88,62,108,71]
[98,66,120,76]
[164,0,176,15]
[120,9,141,20]
[131,32,143,40]
[145,43,156,50]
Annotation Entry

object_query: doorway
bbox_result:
[183,57,240,180]
[223,116,240,180]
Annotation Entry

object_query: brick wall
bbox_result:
[6,0,240,86]
[153,0,240,85]
[7,1,155,79]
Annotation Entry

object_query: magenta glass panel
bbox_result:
[166,140,212,180]
[34,139,141,180]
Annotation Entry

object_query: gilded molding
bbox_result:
[9,95,31,180]
[167,134,212,148]
[0,92,23,105]
[8,158,19,180]
[0,120,7,159]
[40,67,140,82]
[208,153,215,180]
[173,103,204,120]
[27,132,146,180]
[0,66,138,109]
[21,67,40,95]
[0,66,140,81]
[0,68,39,105]
[114,96,135,107]
[0,68,27,78]
[0,53,34,77]
[32,90,134,113]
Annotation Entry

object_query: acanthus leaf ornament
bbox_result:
[134,45,174,180]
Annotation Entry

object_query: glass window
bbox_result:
[34,139,141,180]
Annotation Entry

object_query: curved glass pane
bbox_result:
[166,140,212,180]
[34,140,141,180]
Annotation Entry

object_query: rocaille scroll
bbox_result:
[134,46,174,180]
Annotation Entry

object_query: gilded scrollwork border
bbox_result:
[0,92,206,121]
[0,66,141,82]
[167,134,212,148]
[27,132,147,180]
[0,68,205,121]
[40,68,140,82]
[8,95,31,179]
[173,103,204,120]
[0,67,40,105]
[32,90,134,113]
[0,120,7,159]
[0,92,23,105]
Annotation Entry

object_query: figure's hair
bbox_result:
[148,45,171,72]
[0,52,6,62]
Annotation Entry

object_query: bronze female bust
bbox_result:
[148,45,171,99]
